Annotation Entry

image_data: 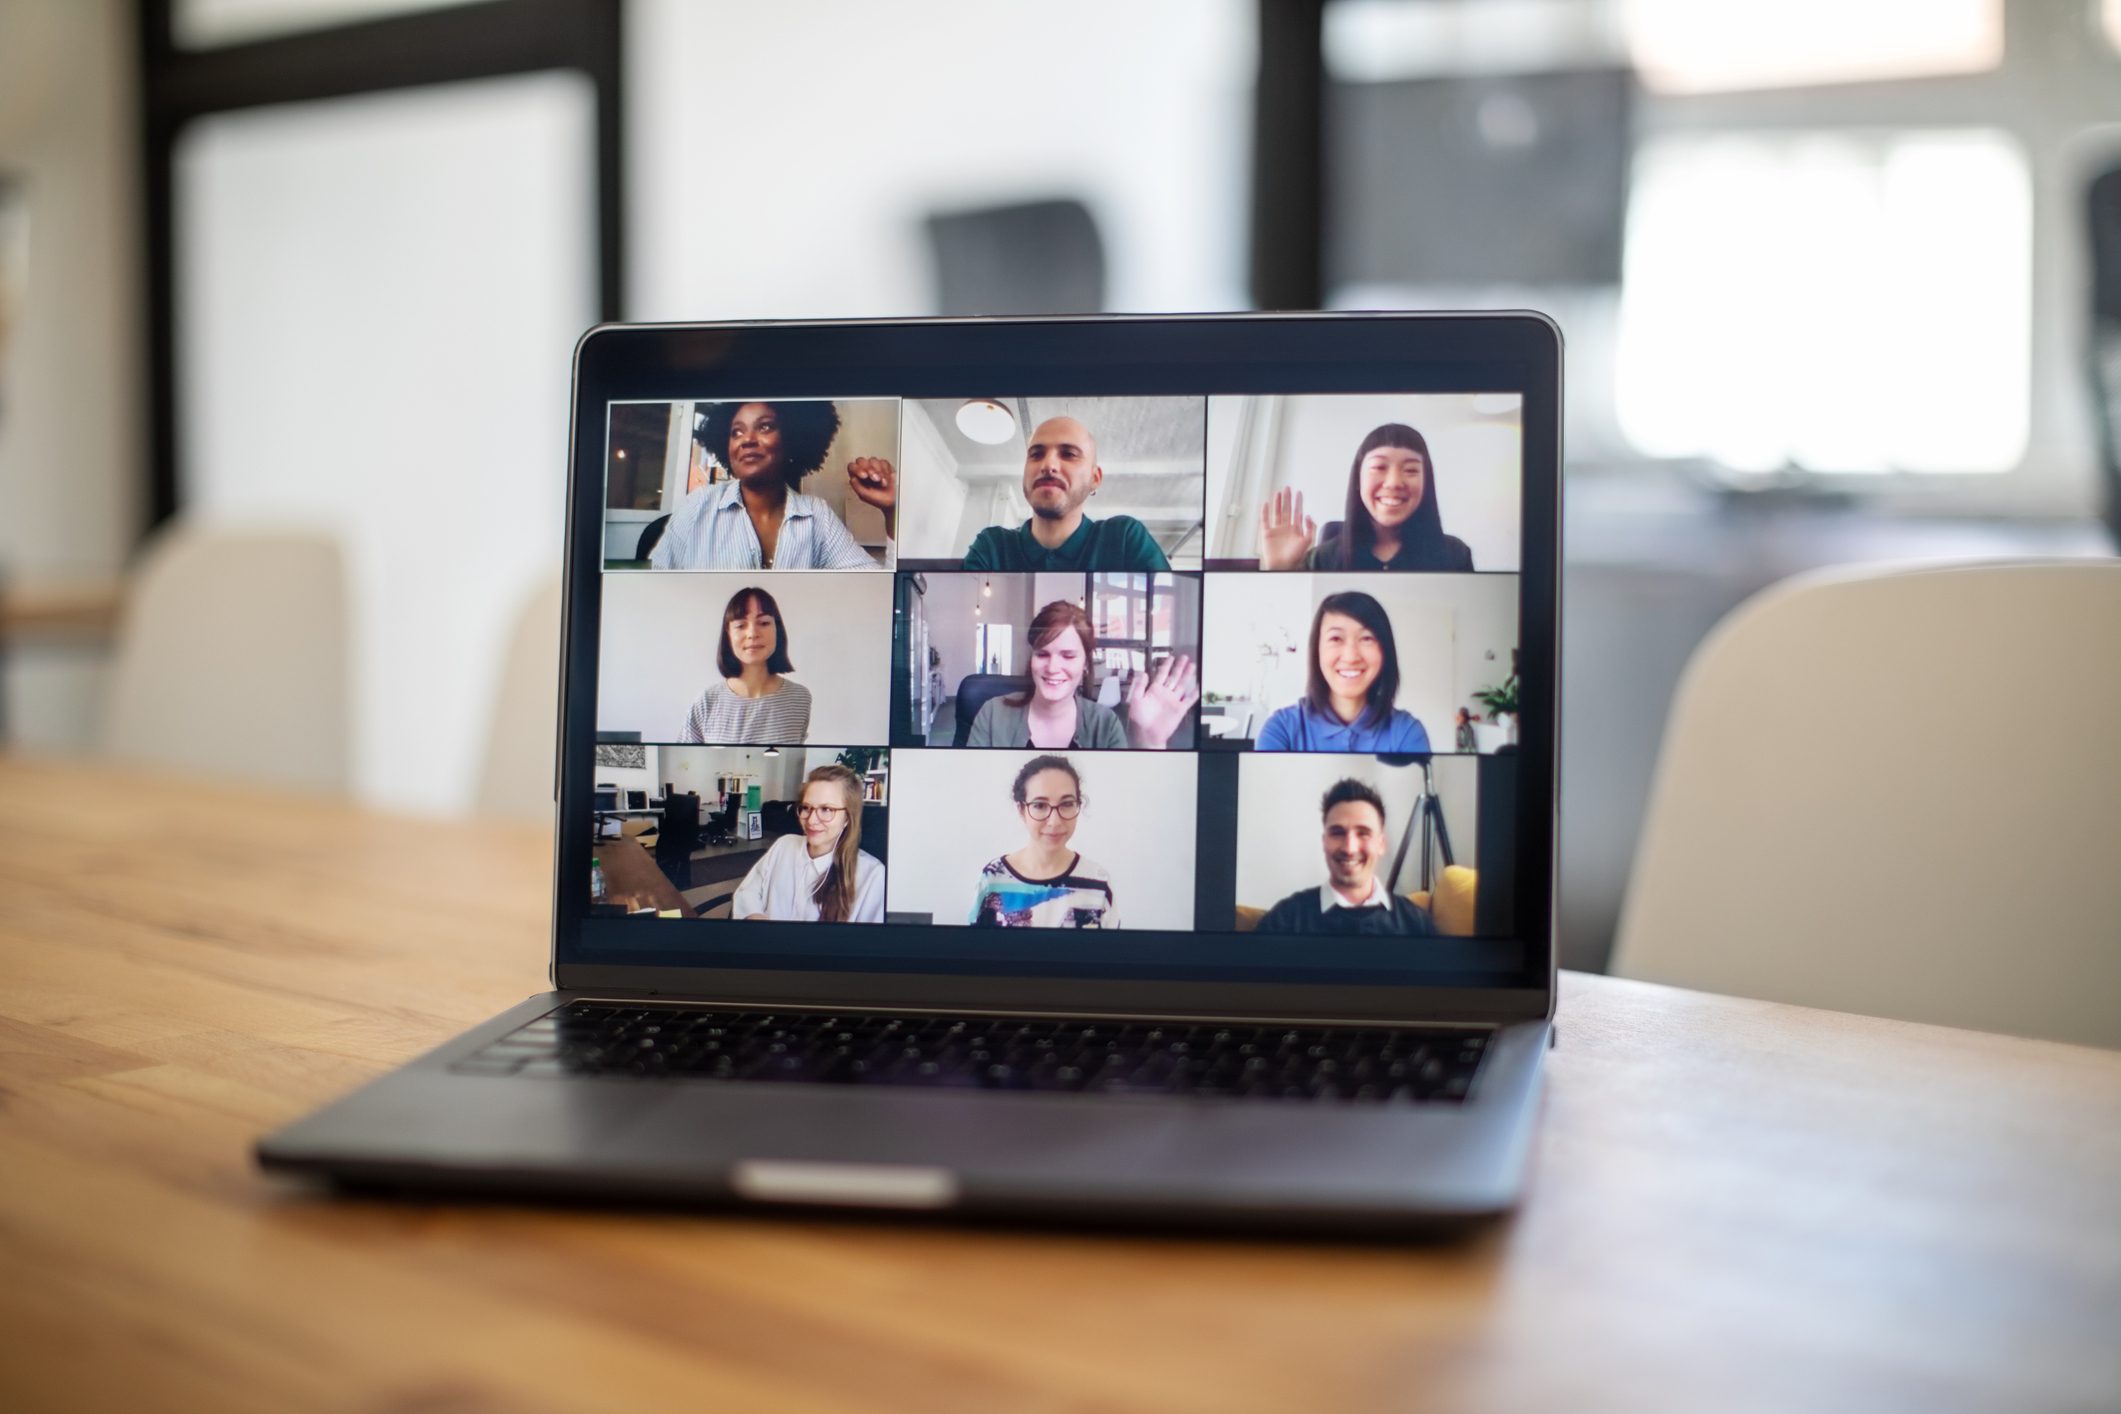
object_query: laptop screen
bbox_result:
[564,318,1554,1000]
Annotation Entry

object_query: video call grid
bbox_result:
[587,393,1526,936]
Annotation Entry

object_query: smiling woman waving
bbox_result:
[1256,422,1474,573]
[963,600,1195,750]
[1253,591,1431,753]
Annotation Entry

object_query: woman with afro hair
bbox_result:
[649,399,896,570]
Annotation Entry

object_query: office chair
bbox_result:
[633,514,671,563]
[654,791,701,891]
[925,198,1105,316]
[702,794,740,847]
[1610,560,2121,1048]
[474,575,561,821]
[950,673,1030,747]
[105,525,350,793]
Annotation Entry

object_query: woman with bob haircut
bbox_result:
[679,585,812,743]
[732,763,885,923]
[963,600,1197,750]
[968,754,1120,929]
[1256,422,1475,572]
[650,399,895,570]
[1254,590,1432,752]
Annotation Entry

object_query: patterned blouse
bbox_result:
[968,853,1120,929]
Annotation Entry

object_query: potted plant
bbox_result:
[1472,670,1519,746]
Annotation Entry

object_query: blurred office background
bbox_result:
[1,0,2115,971]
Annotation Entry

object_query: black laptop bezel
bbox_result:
[551,313,1559,1024]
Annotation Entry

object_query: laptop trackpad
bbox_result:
[604,1083,1451,1208]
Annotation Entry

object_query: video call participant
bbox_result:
[1255,591,1431,752]
[963,601,1197,750]
[961,416,1171,571]
[969,755,1120,928]
[679,585,812,744]
[1256,423,1475,572]
[731,765,885,923]
[650,401,895,570]
[1254,778,1437,936]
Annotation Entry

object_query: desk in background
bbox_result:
[1,755,2117,1413]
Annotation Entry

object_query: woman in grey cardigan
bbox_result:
[963,600,1195,750]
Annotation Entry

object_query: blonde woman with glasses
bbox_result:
[731,764,885,923]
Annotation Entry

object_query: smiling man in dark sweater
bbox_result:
[1255,778,1437,937]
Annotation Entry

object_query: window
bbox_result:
[1616,130,2031,475]
[1624,0,2002,94]
[174,0,485,48]
[177,74,598,810]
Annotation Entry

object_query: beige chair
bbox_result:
[1610,559,2121,1048]
[474,575,563,822]
[104,525,349,793]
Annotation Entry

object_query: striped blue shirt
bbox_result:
[649,481,885,571]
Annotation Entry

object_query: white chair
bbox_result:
[473,576,563,823]
[104,525,350,793]
[1610,559,2121,1049]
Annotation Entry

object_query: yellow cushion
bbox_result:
[1234,905,1263,933]
[1407,865,1478,936]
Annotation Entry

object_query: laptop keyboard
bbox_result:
[450,1002,1488,1103]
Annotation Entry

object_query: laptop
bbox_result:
[259,312,1561,1231]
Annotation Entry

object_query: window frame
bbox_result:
[137,0,625,531]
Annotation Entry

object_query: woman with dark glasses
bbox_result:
[968,755,1121,929]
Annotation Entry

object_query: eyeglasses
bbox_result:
[797,805,846,819]
[1020,798,1083,821]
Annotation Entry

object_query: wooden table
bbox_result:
[594,833,693,916]
[3,755,2117,1414]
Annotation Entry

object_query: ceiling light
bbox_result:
[762,746,780,757]
[955,398,1016,444]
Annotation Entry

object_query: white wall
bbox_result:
[628,0,1254,322]
[0,0,139,750]
[598,570,893,742]
[176,72,597,814]
[886,748,1197,929]
[1234,753,1481,912]
[652,745,810,808]
[1200,573,1519,745]
[1205,394,1524,568]
[590,744,661,802]
[896,402,965,557]
[914,572,1045,693]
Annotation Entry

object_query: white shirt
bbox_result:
[1319,877,1393,913]
[649,480,884,571]
[731,833,886,923]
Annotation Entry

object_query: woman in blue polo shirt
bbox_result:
[1254,591,1431,752]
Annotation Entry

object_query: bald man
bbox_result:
[961,416,1171,571]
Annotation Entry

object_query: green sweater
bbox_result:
[962,515,1170,571]
[963,695,1129,750]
